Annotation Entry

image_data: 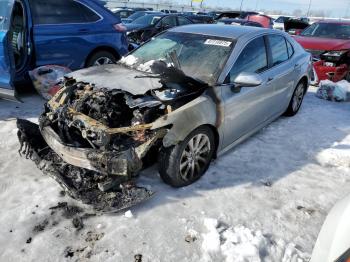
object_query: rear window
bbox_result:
[268,35,289,66]
[30,0,100,25]
[0,1,13,30]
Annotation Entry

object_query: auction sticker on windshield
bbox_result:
[204,39,232,47]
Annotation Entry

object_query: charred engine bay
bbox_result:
[45,63,207,153]
[16,64,208,211]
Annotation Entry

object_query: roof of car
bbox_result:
[169,24,267,39]
[317,20,350,25]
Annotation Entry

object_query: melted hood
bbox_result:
[67,64,162,95]
[67,62,209,96]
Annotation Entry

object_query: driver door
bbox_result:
[0,0,16,99]
[221,36,276,148]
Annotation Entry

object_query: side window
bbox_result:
[268,35,289,66]
[286,40,294,58]
[177,16,192,26]
[228,36,268,82]
[160,16,177,28]
[30,0,100,25]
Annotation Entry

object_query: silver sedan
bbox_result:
[22,24,313,190]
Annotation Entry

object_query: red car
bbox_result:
[294,20,350,83]
[246,14,274,28]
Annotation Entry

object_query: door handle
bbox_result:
[26,42,31,55]
[78,29,89,33]
[267,77,274,82]
[294,63,300,68]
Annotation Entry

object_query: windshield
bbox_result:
[301,23,350,39]
[0,0,13,30]
[127,12,145,21]
[121,32,234,85]
[132,14,162,25]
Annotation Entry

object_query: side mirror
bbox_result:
[233,72,263,87]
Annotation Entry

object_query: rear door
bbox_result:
[265,34,296,113]
[177,16,193,26]
[0,0,16,98]
[29,0,101,70]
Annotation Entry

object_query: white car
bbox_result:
[273,16,294,31]
[310,194,350,262]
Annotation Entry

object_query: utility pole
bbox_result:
[255,0,259,11]
[239,0,244,11]
[306,0,312,17]
[345,2,350,19]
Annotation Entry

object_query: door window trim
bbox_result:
[265,34,291,70]
[31,0,103,26]
[224,35,269,83]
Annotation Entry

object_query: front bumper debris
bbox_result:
[313,60,349,83]
[17,118,154,212]
[41,125,144,177]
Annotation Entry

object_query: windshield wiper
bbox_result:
[134,60,208,89]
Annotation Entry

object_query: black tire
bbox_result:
[158,126,215,187]
[283,81,306,117]
[86,51,117,67]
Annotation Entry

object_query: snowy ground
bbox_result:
[0,86,349,262]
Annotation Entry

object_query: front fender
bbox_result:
[151,94,219,147]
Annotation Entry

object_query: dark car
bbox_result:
[126,14,193,44]
[217,18,263,27]
[284,18,310,35]
[161,9,178,14]
[111,8,135,19]
[183,14,214,24]
[215,11,259,20]
[121,11,163,24]
[0,0,128,100]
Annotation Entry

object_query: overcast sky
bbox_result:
[168,0,350,17]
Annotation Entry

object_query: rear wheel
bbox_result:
[86,51,117,67]
[158,126,215,187]
[284,81,306,117]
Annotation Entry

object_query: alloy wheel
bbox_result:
[93,57,114,66]
[292,84,304,112]
[179,133,211,181]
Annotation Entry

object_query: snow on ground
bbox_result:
[0,86,349,261]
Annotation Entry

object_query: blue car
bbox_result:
[0,0,128,99]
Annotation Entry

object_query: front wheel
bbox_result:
[283,81,306,117]
[158,126,215,187]
[86,51,117,67]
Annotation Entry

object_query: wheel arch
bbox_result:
[84,46,121,67]
[298,75,309,91]
[202,124,220,159]
[151,95,219,151]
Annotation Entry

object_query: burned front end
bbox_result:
[311,50,350,83]
[17,63,208,211]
